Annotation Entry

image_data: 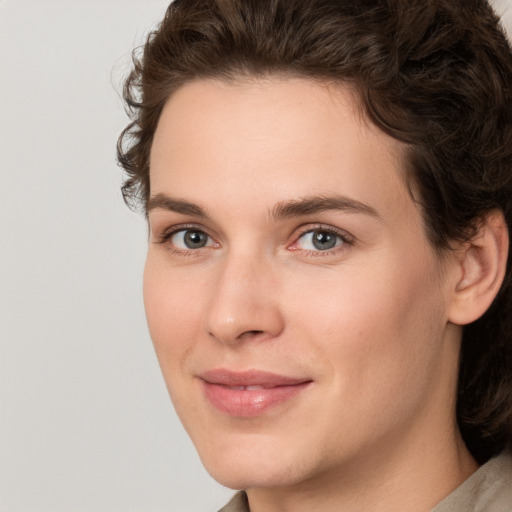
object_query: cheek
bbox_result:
[143,256,204,362]
[287,252,447,394]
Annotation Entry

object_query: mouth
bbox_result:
[199,369,313,417]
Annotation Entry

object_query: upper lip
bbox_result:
[200,369,312,388]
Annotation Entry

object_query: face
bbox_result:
[145,78,462,491]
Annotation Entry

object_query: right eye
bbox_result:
[169,228,215,250]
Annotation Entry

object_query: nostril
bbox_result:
[208,329,265,343]
[239,329,264,339]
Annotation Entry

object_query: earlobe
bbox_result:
[448,211,509,326]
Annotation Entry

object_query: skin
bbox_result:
[144,77,480,512]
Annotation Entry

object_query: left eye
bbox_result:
[169,229,214,249]
[296,229,345,251]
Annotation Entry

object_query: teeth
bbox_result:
[229,385,264,390]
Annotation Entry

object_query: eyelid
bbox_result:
[288,223,355,254]
[152,221,354,256]
[154,223,219,248]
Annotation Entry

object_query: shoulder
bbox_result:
[432,450,512,512]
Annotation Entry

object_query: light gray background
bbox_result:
[0,1,511,511]
[0,1,232,511]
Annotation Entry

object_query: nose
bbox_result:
[204,253,285,345]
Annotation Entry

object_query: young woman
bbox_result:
[118,1,512,510]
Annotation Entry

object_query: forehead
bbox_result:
[149,77,413,223]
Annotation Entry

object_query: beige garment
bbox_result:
[218,451,512,512]
[431,450,512,512]
[218,491,249,512]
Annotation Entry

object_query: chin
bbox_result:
[197,437,310,490]
[204,460,302,491]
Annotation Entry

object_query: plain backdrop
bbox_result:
[0,1,511,511]
[0,1,232,511]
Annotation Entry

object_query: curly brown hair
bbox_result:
[117,0,512,463]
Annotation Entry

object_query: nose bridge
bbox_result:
[204,247,283,344]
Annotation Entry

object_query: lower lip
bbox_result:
[202,381,311,417]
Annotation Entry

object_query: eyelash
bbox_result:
[291,224,354,256]
[156,224,217,256]
[155,223,354,257]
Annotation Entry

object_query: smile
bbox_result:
[200,370,313,418]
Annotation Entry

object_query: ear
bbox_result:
[448,211,509,326]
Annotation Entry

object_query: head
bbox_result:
[118,0,512,480]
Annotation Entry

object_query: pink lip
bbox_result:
[200,369,312,417]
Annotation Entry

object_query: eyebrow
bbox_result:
[147,194,207,217]
[270,194,380,221]
[146,193,380,221]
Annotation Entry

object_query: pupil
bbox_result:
[185,230,207,248]
[313,231,336,250]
